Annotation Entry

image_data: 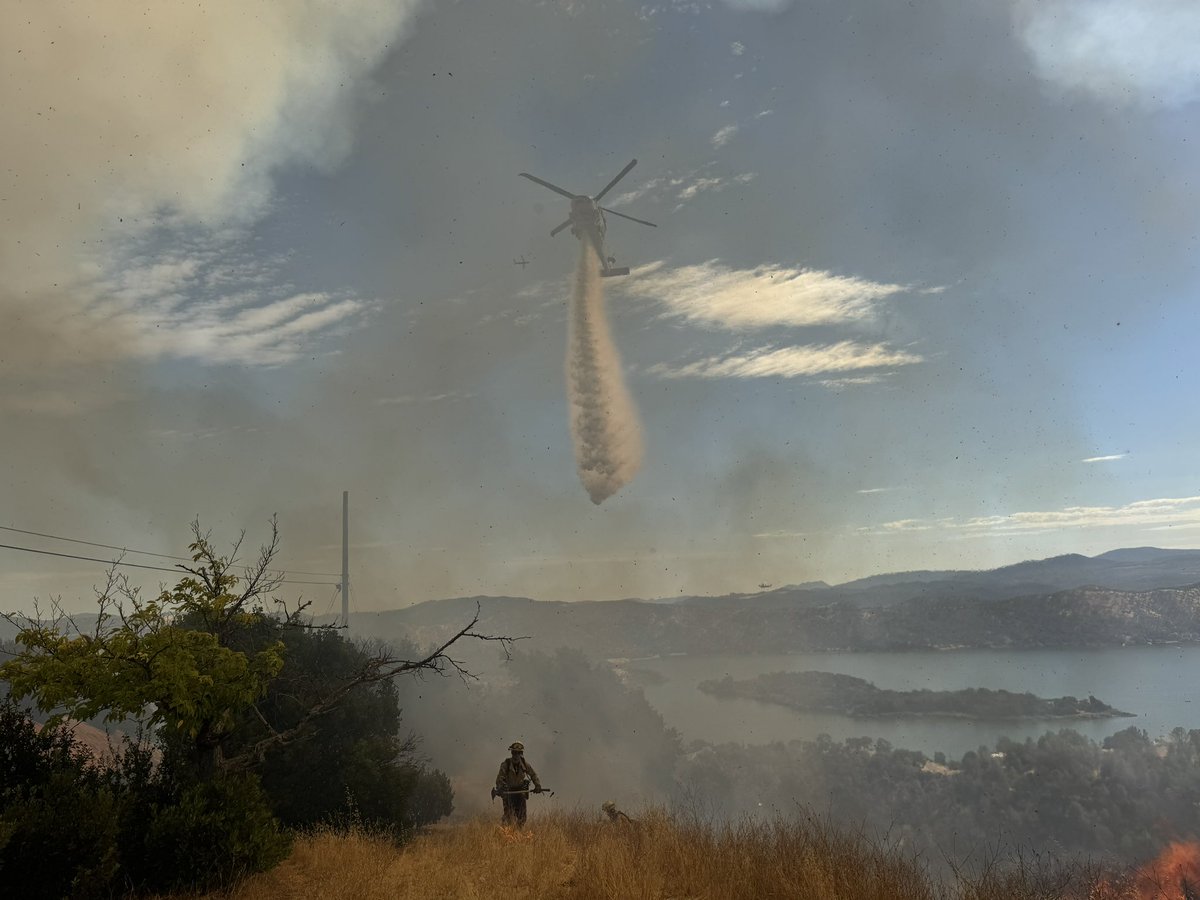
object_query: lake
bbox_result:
[631,646,1200,759]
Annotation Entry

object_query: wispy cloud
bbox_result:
[720,0,794,11]
[648,341,922,380]
[622,260,915,330]
[674,173,757,207]
[609,177,667,207]
[375,391,476,405]
[152,423,261,441]
[861,495,1200,538]
[819,374,890,390]
[677,177,726,201]
[876,519,936,532]
[857,487,895,494]
[610,167,757,211]
[711,124,739,148]
[1016,0,1200,108]
[1082,453,1127,463]
[752,530,814,539]
[87,237,374,366]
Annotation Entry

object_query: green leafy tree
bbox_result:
[1,521,288,778]
[1,520,518,893]
[1,519,519,782]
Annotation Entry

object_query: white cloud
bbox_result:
[1082,453,1128,463]
[731,41,746,56]
[720,0,794,11]
[878,519,936,532]
[376,391,476,406]
[611,170,756,210]
[678,177,726,201]
[864,495,1200,537]
[649,341,922,379]
[1016,0,1200,107]
[85,239,375,366]
[622,260,914,330]
[819,374,889,390]
[711,124,740,148]
[609,177,666,207]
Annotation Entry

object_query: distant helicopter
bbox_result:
[513,255,530,269]
[758,583,773,590]
[519,158,656,277]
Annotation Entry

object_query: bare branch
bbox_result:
[223,603,527,772]
[249,703,279,737]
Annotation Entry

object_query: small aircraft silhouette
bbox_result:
[758,583,773,590]
[513,256,530,268]
[519,158,656,277]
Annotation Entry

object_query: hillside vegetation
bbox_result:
[191,812,1193,900]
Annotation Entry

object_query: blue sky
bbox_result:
[2,0,1199,611]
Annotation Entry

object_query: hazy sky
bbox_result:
[3,0,1199,613]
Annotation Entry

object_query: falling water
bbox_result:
[565,242,643,504]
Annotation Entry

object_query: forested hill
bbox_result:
[832,546,1200,603]
[356,548,1200,658]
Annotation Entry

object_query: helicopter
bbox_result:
[519,158,656,277]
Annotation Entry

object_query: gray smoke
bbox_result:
[565,243,644,504]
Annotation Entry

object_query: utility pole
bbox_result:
[341,490,349,629]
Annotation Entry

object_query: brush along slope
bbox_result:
[194,810,1105,900]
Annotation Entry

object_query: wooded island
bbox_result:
[698,671,1134,720]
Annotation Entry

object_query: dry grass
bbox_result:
[195,810,1114,900]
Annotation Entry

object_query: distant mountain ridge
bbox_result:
[832,547,1200,597]
[354,547,1200,658]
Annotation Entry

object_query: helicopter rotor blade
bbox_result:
[601,207,656,228]
[550,218,573,238]
[519,172,579,201]
[593,158,638,202]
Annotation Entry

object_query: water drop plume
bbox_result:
[565,242,643,504]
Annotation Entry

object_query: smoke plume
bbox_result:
[565,243,644,504]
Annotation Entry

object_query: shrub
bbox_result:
[0,701,121,899]
[130,772,292,893]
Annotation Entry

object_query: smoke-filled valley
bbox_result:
[334,547,1200,878]
[382,639,1200,876]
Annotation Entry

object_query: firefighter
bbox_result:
[495,741,542,828]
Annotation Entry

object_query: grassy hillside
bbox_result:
[187,810,1191,900]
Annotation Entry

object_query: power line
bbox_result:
[0,524,342,578]
[0,541,339,587]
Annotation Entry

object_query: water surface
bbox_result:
[632,646,1200,758]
